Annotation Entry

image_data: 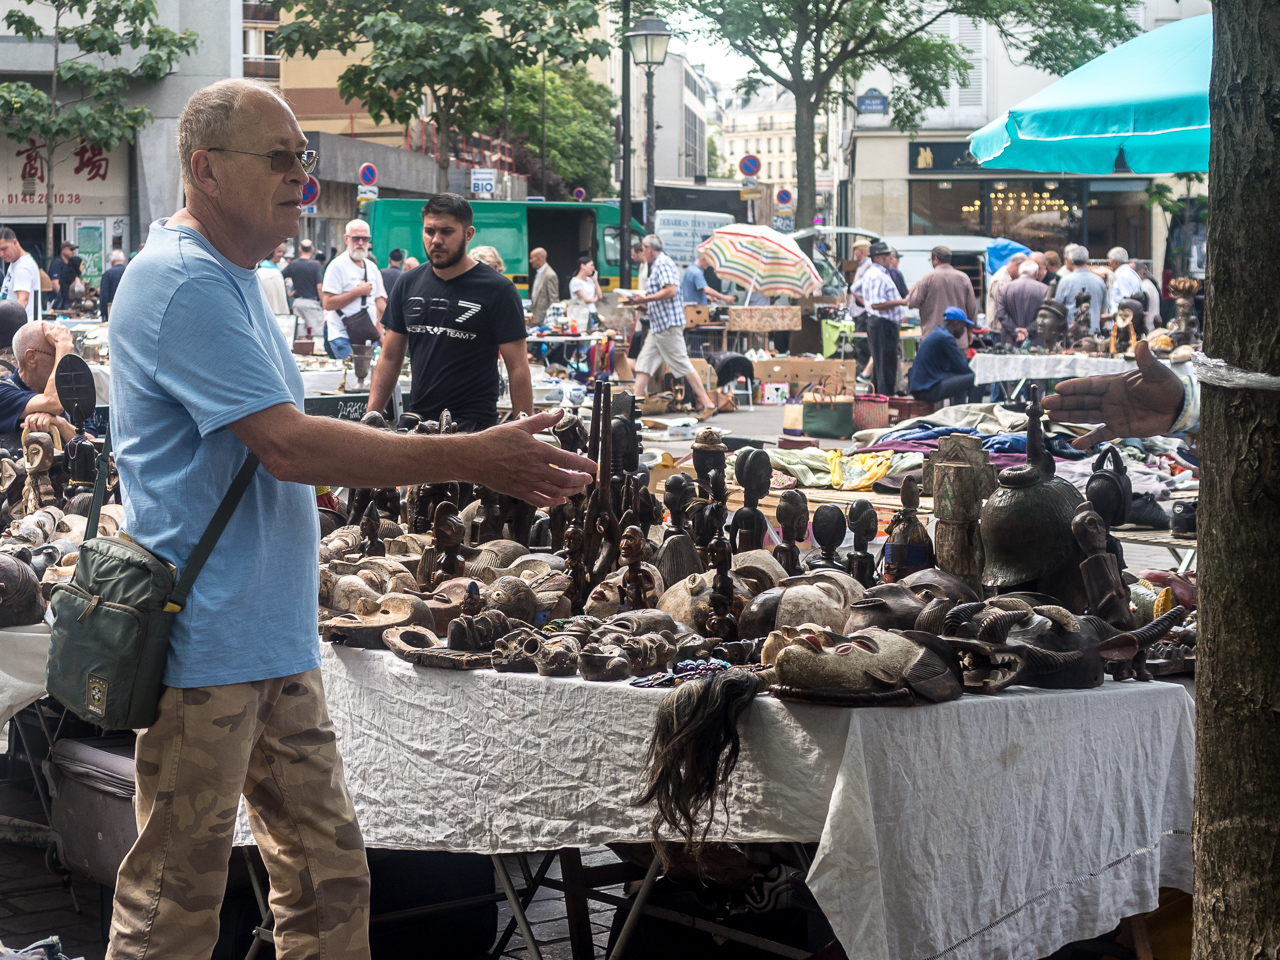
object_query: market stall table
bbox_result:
[234,643,1194,960]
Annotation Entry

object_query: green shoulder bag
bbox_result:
[46,429,260,729]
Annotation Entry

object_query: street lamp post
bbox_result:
[626,10,670,237]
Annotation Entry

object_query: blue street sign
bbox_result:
[301,175,320,205]
[572,187,587,201]
[739,155,761,177]
[776,188,793,205]
[358,163,378,186]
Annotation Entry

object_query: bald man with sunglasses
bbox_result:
[104,78,594,960]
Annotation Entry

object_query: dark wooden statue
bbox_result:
[359,500,385,557]
[431,501,467,588]
[806,503,847,572]
[773,489,809,576]
[845,499,878,587]
[562,521,590,615]
[1072,501,1136,632]
[729,448,772,553]
[663,473,695,540]
[1068,289,1092,345]
[619,525,655,611]
[690,428,728,506]
[705,535,737,642]
[883,476,935,582]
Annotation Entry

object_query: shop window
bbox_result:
[986,179,1083,251]
[1085,180,1152,260]
[910,180,983,235]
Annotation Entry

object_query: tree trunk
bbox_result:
[46,11,60,273]
[1193,1,1280,957]
[794,92,817,258]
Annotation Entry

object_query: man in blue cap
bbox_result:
[909,306,980,405]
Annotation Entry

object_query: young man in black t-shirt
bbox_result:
[367,194,531,430]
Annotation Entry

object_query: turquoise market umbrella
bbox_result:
[969,14,1210,174]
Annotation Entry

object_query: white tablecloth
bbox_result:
[0,625,52,728]
[237,644,1194,960]
[971,353,1195,385]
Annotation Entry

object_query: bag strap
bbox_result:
[360,259,368,307]
[85,423,112,544]
[165,452,261,613]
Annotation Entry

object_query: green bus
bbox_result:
[364,198,646,299]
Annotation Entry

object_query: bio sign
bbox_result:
[739,154,761,177]
[470,167,497,197]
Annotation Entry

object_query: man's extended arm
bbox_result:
[366,330,407,415]
[500,339,534,417]
[230,406,593,507]
[633,284,678,304]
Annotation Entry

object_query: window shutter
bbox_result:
[956,18,985,110]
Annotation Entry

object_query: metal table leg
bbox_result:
[606,855,661,960]
[492,854,543,960]
[489,851,556,960]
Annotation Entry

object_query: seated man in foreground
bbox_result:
[908,307,980,406]
[0,320,80,441]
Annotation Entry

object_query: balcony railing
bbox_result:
[243,56,280,80]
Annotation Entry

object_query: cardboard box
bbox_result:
[752,358,791,382]
[648,465,694,493]
[684,305,711,327]
[689,357,713,388]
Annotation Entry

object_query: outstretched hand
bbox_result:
[1042,340,1186,449]
[464,409,596,508]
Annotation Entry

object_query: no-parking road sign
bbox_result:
[358,163,378,186]
[301,175,320,205]
[739,155,761,177]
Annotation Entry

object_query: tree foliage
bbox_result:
[674,0,1143,243]
[474,64,616,201]
[273,0,609,191]
[0,0,199,258]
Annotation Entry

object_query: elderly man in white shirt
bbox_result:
[1107,246,1143,312]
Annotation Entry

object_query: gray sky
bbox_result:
[666,13,757,98]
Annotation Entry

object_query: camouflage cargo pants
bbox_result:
[106,668,370,960]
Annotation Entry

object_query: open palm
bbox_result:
[1042,341,1187,448]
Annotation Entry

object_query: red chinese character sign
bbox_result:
[3,138,127,217]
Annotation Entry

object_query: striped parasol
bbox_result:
[696,223,823,299]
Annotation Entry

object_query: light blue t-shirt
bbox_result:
[1054,268,1109,333]
[680,263,709,305]
[108,220,321,688]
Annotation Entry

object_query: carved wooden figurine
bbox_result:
[1072,501,1136,632]
[806,503,847,572]
[883,476,935,582]
[844,499,878,588]
[562,522,591,616]
[619,525,656,611]
[1068,289,1092,346]
[729,448,772,553]
[773,489,809,576]
[430,501,468,588]
[359,500,385,557]
[704,535,737,641]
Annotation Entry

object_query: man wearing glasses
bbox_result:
[321,218,386,360]
[0,320,78,441]
[104,79,594,960]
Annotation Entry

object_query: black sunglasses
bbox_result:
[206,147,318,174]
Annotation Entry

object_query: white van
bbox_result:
[654,209,736,267]
[879,235,1003,306]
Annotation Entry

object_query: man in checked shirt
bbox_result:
[855,241,909,396]
[628,234,719,419]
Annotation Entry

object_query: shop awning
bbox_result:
[969,15,1210,175]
